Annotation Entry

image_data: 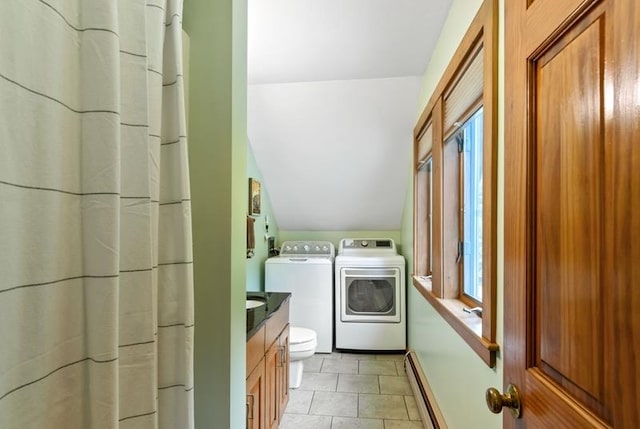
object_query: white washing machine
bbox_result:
[334,239,406,351]
[265,241,334,353]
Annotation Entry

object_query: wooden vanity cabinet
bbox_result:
[264,335,279,429]
[266,324,289,429]
[246,324,266,429]
[246,355,265,429]
[247,300,289,429]
[276,326,289,422]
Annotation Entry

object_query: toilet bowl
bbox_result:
[289,326,317,389]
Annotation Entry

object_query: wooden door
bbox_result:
[504,0,640,427]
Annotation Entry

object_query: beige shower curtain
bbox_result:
[0,0,194,428]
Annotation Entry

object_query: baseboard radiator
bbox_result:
[404,350,448,429]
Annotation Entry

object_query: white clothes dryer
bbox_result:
[334,239,406,351]
[265,241,334,353]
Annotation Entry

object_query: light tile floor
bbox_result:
[280,352,424,429]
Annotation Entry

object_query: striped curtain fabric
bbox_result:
[0,1,194,428]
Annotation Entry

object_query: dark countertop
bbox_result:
[246,292,291,339]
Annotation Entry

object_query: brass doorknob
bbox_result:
[486,384,522,418]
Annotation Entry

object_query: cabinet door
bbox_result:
[277,325,290,422]
[264,342,279,429]
[246,357,265,429]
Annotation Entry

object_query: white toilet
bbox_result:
[289,326,317,389]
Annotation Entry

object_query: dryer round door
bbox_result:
[339,267,401,323]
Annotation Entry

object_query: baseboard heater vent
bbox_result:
[404,350,448,429]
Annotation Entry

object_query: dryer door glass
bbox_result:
[341,268,400,322]
[347,279,395,315]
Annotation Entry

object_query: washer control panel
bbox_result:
[279,241,335,257]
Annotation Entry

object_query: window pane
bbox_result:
[416,156,433,277]
[427,157,433,275]
[463,108,484,301]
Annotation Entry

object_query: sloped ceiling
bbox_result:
[247,0,453,231]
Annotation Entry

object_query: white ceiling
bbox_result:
[247,0,453,231]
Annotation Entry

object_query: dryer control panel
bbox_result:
[338,239,397,255]
[342,239,392,249]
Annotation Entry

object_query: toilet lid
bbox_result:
[290,326,316,345]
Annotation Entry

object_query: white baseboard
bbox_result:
[404,350,448,429]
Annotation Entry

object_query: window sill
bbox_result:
[412,275,498,367]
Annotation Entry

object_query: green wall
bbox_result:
[400,0,505,427]
[183,0,247,427]
[246,143,280,291]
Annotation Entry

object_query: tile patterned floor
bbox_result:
[280,352,424,429]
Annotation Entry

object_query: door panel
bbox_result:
[609,1,640,424]
[524,0,590,53]
[535,12,605,413]
[504,0,640,427]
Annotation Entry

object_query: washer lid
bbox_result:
[290,326,317,345]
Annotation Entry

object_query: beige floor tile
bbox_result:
[340,352,377,360]
[358,394,408,420]
[321,358,359,374]
[279,413,332,429]
[309,391,358,417]
[285,389,314,414]
[379,376,413,395]
[284,348,424,428]
[331,416,384,429]
[298,373,338,392]
[404,395,421,421]
[336,374,379,394]
[383,420,425,429]
[376,353,405,361]
[359,360,398,376]
[303,355,324,373]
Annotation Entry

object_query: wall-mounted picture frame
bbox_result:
[249,178,261,216]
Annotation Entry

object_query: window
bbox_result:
[415,155,434,277]
[414,123,433,278]
[427,157,433,276]
[460,108,483,303]
[412,0,497,367]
